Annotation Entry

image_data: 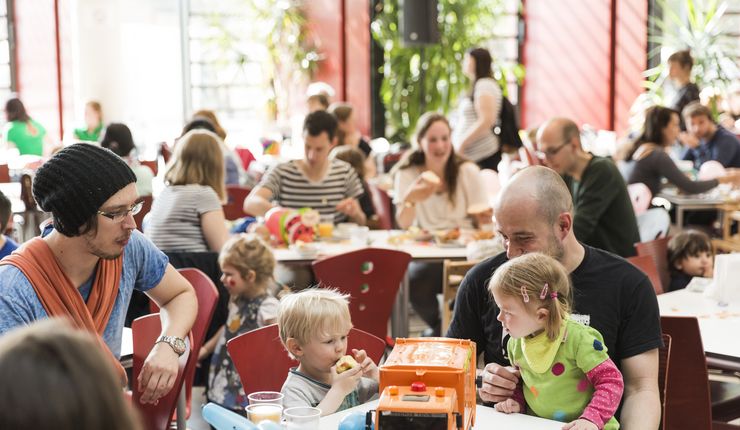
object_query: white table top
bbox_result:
[320,399,563,429]
[657,289,740,359]
[272,230,470,262]
[121,327,133,358]
[656,189,731,206]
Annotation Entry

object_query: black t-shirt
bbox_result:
[359,137,372,158]
[446,245,663,368]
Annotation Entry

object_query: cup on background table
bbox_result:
[245,403,283,424]
[247,391,284,405]
[283,406,321,430]
[317,214,334,239]
[350,225,370,246]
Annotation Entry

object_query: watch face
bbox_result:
[173,337,186,354]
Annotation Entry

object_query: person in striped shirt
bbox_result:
[244,111,367,226]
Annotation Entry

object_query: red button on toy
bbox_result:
[411,381,426,392]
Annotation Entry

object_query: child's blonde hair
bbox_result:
[489,253,572,341]
[278,288,352,354]
[219,234,276,290]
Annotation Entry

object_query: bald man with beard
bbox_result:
[447,166,661,429]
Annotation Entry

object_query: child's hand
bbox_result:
[493,398,520,414]
[331,363,362,396]
[351,348,379,381]
[562,419,598,430]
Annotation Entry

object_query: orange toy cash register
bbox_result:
[369,338,476,430]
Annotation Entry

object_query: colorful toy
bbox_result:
[261,138,281,155]
[368,338,476,430]
[264,206,319,245]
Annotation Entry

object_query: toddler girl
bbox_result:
[667,229,714,292]
[206,234,280,413]
[490,253,623,430]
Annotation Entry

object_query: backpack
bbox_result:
[492,96,523,153]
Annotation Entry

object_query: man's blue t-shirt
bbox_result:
[0,229,168,357]
[0,236,18,259]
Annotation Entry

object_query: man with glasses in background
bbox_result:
[536,117,639,257]
[0,144,197,405]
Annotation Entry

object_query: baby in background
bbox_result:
[490,253,623,430]
[667,229,714,292]
[278,288,379,416]
[206,234,280,413]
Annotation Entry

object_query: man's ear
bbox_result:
[557,212,572,237]
[286,338,303,358]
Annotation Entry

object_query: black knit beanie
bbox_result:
[33,144,137,236]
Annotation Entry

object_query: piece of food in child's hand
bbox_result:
[335,355,359,373]
[420,170,441,185]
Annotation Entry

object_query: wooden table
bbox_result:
[657,289,740,362]
[320,399,563,429]
[273,230,472,337]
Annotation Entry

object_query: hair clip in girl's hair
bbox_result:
[539,283,549,300]
[520,285,530,303]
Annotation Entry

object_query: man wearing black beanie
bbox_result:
[0,144,197,404]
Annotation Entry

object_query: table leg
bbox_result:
[176,387,187,429]
[391,272,410,338]
[676,207,684,228]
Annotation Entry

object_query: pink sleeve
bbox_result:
[580,358,624,429]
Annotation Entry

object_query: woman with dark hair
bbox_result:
[100,123,154,196]
[623,106,740,195]
[451,47,502,170]
[394,112,491,335]
[2,97,50,156]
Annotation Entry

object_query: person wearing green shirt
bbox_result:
[73,101,103,142]
[536,118,640,258]
[3,98,49,156]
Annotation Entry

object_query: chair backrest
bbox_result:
[139,159,158,177]
[441,260,479,335]
[159,142,172,164]
[637,208,671,242]
[627,255,664,295]
[227,324,385,394]
[635,236,671,293]
[222,185,252,220]
[628,182,652,216]
[150,268,219,418]
[132,314,191,430]
[660,316,712,430]
[312,248,412,341]
[134,195,154,233]
[658,333,672,430]
[0,164,9,182]
[366,181,393,230]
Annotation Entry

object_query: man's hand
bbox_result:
[137,342,180,404]
[479,363,520,403]
[679,131,699,149]
[562,419,598,430]
[494,398,520,414]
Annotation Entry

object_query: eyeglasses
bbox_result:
[97,201,144,223]
[535,140,570,159]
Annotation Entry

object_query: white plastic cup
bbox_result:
[283,406,321,430]
[245,403,283,424]
[350,226,370,246]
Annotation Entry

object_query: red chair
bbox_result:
[139,159,158,176]
[367,181,393,230]
[312,248,412,342]
[132,313,191,430]
[222,185,252,220]
[627,255,664,295]
[635,236,671,293]
[658,334,672,430]
[227,324,385,394]
[159,142,172,164]
[134,195,153,232]
[0,164,9,182]
[150,268,219,420]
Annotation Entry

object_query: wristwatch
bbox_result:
[156,335,187,356]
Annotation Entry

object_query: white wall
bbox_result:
[70,0,184,157]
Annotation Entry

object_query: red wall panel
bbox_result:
[522,0,613,130]
[614,0,648,134]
